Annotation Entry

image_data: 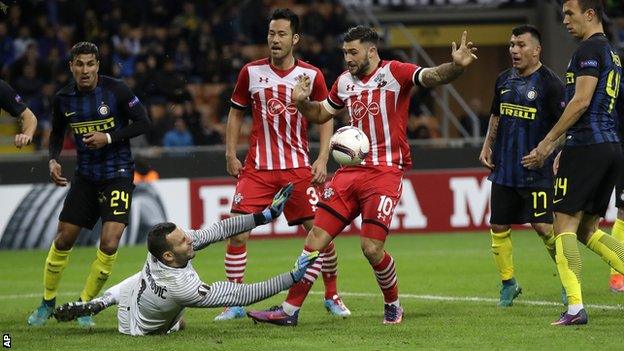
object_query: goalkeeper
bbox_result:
[52,183,319,336]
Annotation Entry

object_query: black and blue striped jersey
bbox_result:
[0,79,27,118]
[49,75,149,182]
[564,33,622,146]
[488,65,564,188]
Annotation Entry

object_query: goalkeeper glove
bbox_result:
[290,251,320,282]
[258,182,294,224]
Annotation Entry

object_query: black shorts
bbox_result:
[553,143,623,216]
[59,175,135,229]
[490,183,553,225]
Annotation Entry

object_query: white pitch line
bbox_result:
[3,290,624,311]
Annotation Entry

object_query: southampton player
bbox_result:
[53,185,319,336]
[0,79,37,148]
[218,8,349,321]
[27,42,150,328]
[248,25,477,325]
[523,0,624,325]
[479,25,564,306]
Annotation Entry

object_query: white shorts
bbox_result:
[115,273,183,336]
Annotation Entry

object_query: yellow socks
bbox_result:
[609,219,624,275]
[80,249,117,302]
[43,242,72,301]
[491,229,513,281]
[586,229,624,275]
[555,233,582,305]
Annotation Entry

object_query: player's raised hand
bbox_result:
[82,132,108,149]
[49,159,68,186]
[260,183,294,224]
[293,74,312,103]
[226,156,243,178]
[290,251,320,282]
[14,133,32,148]
[452,31,478,68]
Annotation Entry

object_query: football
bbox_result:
[329,126,370,166]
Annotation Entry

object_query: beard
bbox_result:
[353,57,371,77]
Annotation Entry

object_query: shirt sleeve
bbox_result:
[574,42,601,78]
[0,79,27,117]
[322,78,345,114]
[110,81,150,143]
[230,65,250,110]
[489,74,502,116]
[309,70,329,102]
[171,271,294,308]
[389,60,423,88]
[185,213,258,251]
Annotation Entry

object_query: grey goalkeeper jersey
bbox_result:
[128,214,294,335]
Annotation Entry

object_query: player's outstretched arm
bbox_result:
[178,251,319,308]
[420,31,478,88]
[188,183,294,250]
[293,75,335,124]
[48,97,68,186]
[479,114,498,170]
[225,107,245,178]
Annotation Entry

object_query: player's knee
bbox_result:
[228,232,250,247]
[490,224,511,234]
[360,239,384,263]
[531,223,552,237]
[99,238,120,255]
[305,227,330,250]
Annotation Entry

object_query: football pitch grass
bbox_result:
[1,231,623,350]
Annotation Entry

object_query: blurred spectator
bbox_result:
[163,117,193,148]
[134,157,160,184]
[459,98,489,137]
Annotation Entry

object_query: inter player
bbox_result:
[479,25,564,307]
[27,42,150,328]
[522,0,624,325]
[52,185,320,336]
[0,79,37,148]
[218,8,349,321]
[248,25,477,325]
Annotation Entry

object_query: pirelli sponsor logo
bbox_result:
[499,103,537,120]
[566,72,575,84]
[70,117,115,135]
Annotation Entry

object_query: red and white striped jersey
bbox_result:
[231,58,328,170]
[323,60,422,169]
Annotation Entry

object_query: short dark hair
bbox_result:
[565,0,604,22]
[343,25,379,46]
[270,8,300,34]
[147,222,176,262]
[69,41,100,61]
[511,25,542,44]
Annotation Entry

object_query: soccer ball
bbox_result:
[329,126,370,166]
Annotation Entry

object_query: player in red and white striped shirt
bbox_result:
[248,25,478,325]
[217,8,349,321]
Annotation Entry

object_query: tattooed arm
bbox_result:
[479,114,499,170]
[419,31,478,88]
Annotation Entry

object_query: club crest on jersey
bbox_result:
[374,74,387,88]
[267,98,298,117]
[98,104,110,116]
[14,94,22,103]
[233,192,243,205]
[351,100,380,121]
[322,187,335,200]
[526,89,537,101]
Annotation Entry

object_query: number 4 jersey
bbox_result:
[564,32,622,146]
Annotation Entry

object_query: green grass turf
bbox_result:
[1,231,623,350]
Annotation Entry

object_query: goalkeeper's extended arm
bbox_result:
[188,183,294,250]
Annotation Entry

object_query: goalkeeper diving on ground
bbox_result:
[51,183,319,335]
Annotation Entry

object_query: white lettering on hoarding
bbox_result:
[390,179,427,229]
[450,177,490,227]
